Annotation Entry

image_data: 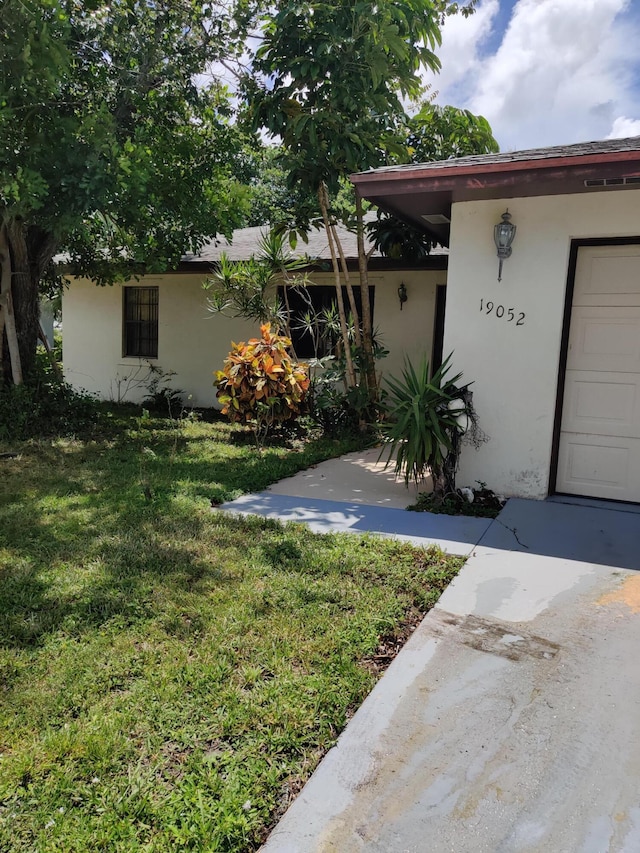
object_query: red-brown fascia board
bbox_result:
[351,151,640,200]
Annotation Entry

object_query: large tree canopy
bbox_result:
[248,0,474,192]
[0,0,253,381]
[407,101,498,162]
[0,0,495,393]
[244,0,480,394]
[367,101,499,260]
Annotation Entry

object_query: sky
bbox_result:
[426,0,640,152]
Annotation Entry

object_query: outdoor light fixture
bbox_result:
[398,281,408,310]
[494,210,516,281]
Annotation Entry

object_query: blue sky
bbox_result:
[426,0,640,151]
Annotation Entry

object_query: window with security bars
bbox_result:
[123,287,158,358]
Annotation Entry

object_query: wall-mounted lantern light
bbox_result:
[494,210,516,282]
[398,282,408,310]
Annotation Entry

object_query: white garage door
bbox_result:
[557,244,640,502]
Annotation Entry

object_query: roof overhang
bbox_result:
[351,147,640,247]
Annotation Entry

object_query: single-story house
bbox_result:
[352,136,640,503]
[62,225,447,408]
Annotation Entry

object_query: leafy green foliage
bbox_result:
[0,0,255,383]
[204,229,310,334]
[366,215,436,262]
[245,0,483,404]
[406,101,499,162]
[307,383,362,437]
[379,354,469,487]
[215,323,310,446]
[248,0,452,192]
[367,101,499,260]
[0,372,100,442]
[305,323,390,430]
[2,0,252,278]
[242,146,321,230]
[0,414,461,852]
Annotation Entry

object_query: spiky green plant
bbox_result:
[379,354,468,492]
[203,229,311,340]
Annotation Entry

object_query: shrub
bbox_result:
[0,376,100,441]
[307,381,360,437]
[214,323,309,446]
[142,367,184,416]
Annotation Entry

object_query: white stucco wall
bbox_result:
[63,275,258,407]
[444,189,640,499]
[39,299,56,347]
[307,269,442,383]
[62,268,442,407]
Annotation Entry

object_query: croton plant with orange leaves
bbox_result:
[215,324,310,443]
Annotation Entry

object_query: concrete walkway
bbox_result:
[221,452,640,852]
[223,447,491,555]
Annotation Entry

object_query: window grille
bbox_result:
[123,287,158,358]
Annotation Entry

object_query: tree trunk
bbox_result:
[281,280,293,340]
[0,298,5,379]
[433,431,461,500]
[0,221,57,386]
[355,192,377,398]
[6,220,39,382]
[0,224,23,386]
[330,222,362,351]
[318,183,356,387]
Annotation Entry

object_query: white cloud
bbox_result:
[607,116,640,139]
[427,0,499,100]
[429,0,640,150]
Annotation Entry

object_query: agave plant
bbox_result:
[379,354,469,493]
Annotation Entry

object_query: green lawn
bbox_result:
[0,412,462,852]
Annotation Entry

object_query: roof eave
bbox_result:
[351,148,640,188]
[351,150,640,247]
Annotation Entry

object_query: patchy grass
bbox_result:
[0,412,462,852]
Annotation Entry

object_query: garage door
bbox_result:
[556,245,640,502]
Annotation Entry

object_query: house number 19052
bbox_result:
[479,299,525,325]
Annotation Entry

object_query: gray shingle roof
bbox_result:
[183,224,368,263]
[359,135,640,177]
[183,222,447,264]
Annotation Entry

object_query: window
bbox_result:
[279,285,375,359]
[123,287,158,358]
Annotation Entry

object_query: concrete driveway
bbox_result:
[222,458,640,852]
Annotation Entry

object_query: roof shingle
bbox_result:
[358,135,640,178]
[183,222,447,264]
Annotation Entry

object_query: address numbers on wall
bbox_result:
[479,299,525,326]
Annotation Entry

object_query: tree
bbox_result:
[242,146,319,230]
[407,101,498,162]
[0,0,252,385]
[246,0,477,402]
[367,101,499,259]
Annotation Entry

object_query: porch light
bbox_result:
[398,282,408,310]
[494,210,516,282]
